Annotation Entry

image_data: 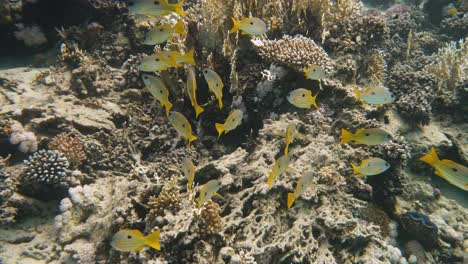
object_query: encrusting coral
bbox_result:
[49,133,86,166]
[252,35,330,71]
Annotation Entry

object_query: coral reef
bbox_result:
[22,150,70,185]
[8,121,38,153]
[199,200,223,235]
[0,159,16,225]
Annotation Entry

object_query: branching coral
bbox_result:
[252,35,330,71]
[425,38,467,91]
[320,0,363,41]
[22,150,69,185]
[365,49,387,85]
[49,133,86,166]
[199,200,223,235]
[147,185,182,216]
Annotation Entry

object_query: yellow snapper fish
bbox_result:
[267,155,291,188]
[284,123,304,155]
[354,86,395,105]
[287,171,317,209]
[198,179,221,208]
[341,128,392,146]
[186,66,204,118]
[229,17,267,35]
[143,20,186,45]
[138,51,178,72]
[287,88,319,110]
[168,111,197,147]
[215,109,244,139]
[351,158,390,177]
[171,49,195,67]
[127,0,185,17]
[420,147,467,191]
[202,68,224,109]
[182,157,195,192]
[142,74,173,116]
[304,64,326,80]
[110,229,160,252]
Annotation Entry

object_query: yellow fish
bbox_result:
[182,157,195,192]
[171,49,195,67]
[110,229,160,252]
[202,68,224,109]
[143,19,186,45]
[354,86,395,105]
[138,51,178,72]
[284,123,303,155]
[351,158,390,177]
[186,66,204,118]
[142,74,173,116]
[443,3,458,16]
[287,88,319,110]
[267,155,291,188]
[303,64,326,80]
[128,0,185,17]
[341,128,391,146]
[420,147,468,191]
[168,111,197,147]
[198,179,221,208]
[215,109,243,139]
[287,171,316,209]
[229,17,267,35]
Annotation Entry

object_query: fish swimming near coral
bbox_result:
[110,229,160,252]
[182,157,195,192]
[303,64,326,81]
[138,51,178,72]
[128,0,185,17]
[351,158,390,177]
[172,49,196,67]
[287,88,319,110]
[142,74,173,116]
[284,123,303,155]
[341,128,391,146]
[143,19,186,45]
[229,17,267,35]
[168,111,197,147]
[354,86,395,105]
[267,155,290,188]
[202,68,224,109]
[215,109,243,139]
[287,171,316,208]
[442,2,458,16]
[198,179,221,208]
[419,147,467,191]
[186,66,204,118]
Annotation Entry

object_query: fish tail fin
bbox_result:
[311,92,319,109]
[164,101,173,117]
[351,163,360,176]
[144,229,161,251]
[194,104,204,118]
[215,123,224,139]
[183,49,195,65]
[420,147,440,165]
[267,171,275,188]
[174,19,186,35]
[171,0,186,17]
[187,134,197,148]
[229,17,240,34]
[217,97,223,109]
[341,128,353,144]
[353,87,361,101]
[287,193,295,209]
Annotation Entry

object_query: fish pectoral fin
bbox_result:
[373,168,382,173]
[213,192,223,199]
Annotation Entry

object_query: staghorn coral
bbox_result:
[49,133,86,166]
[22,150,69,185]
[251,35,330,71]
[365,49,387,85]
[199,200,223,235]
[425,38,467,92]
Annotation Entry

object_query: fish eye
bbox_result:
[452,168,458,172]
[204,192,207,196]
[155,58,160,62]
[159,29,164,32]
[159,90,163,93]
[216,83,219,86]
[144,76,148,79]
[232,118,235,122]
[367,164,371,167]
[371,92,376,95]
[313,69,316,72]
[302,94,305,97]
[365,133,370,136]
[127,235,132,239]
[390,94,395,98]
[154,1,159,5]
[385,163,389,166]
[182,124,185,128]
[204,70,208,74]
[250,22,254,25]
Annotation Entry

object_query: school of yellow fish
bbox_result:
[110,0,468,252]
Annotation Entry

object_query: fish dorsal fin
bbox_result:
[355,128,366,135]
[440,159,462,169]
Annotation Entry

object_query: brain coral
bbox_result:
[251,35,330,71]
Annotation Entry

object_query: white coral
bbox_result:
[14,24,48,47]
[9,121,38,153]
